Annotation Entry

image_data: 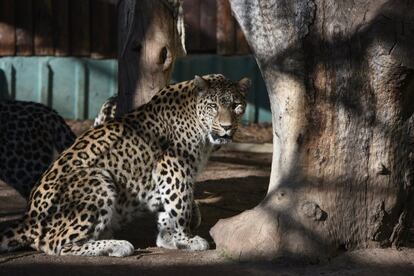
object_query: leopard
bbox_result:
[0,74,251,257]
[0,100,76,198]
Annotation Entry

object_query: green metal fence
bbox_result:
[0,55,271,122]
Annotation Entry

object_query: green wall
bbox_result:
[0,55,271,122]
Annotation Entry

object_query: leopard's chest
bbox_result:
[99,129,211,223]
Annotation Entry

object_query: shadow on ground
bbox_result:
[0,247,413,276]
[1,149,413,275]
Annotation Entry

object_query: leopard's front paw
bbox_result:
[176,235,209,251]
[156,232,209,251]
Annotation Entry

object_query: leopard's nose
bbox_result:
[220,124,232,131]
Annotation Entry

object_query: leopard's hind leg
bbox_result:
[37,168,134,257]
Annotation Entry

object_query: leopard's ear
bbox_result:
[194,75,209,96]
[238,77,251,95]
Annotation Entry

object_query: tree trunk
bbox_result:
[117,0,185,116]
[211,0,414,261]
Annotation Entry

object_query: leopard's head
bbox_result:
[194,74,251,145]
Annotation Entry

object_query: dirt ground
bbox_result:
[0,123,413,275]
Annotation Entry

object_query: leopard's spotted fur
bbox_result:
[0,101,75,198]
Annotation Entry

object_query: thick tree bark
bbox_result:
[117,0,185,116]
[211,0,414,261]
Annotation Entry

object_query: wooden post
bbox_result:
[117,0,186,116]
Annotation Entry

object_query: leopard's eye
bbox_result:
[208,103,218,109]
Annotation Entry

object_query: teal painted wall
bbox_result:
[0,55,271,122]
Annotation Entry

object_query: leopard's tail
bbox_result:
[0,221,30,252]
